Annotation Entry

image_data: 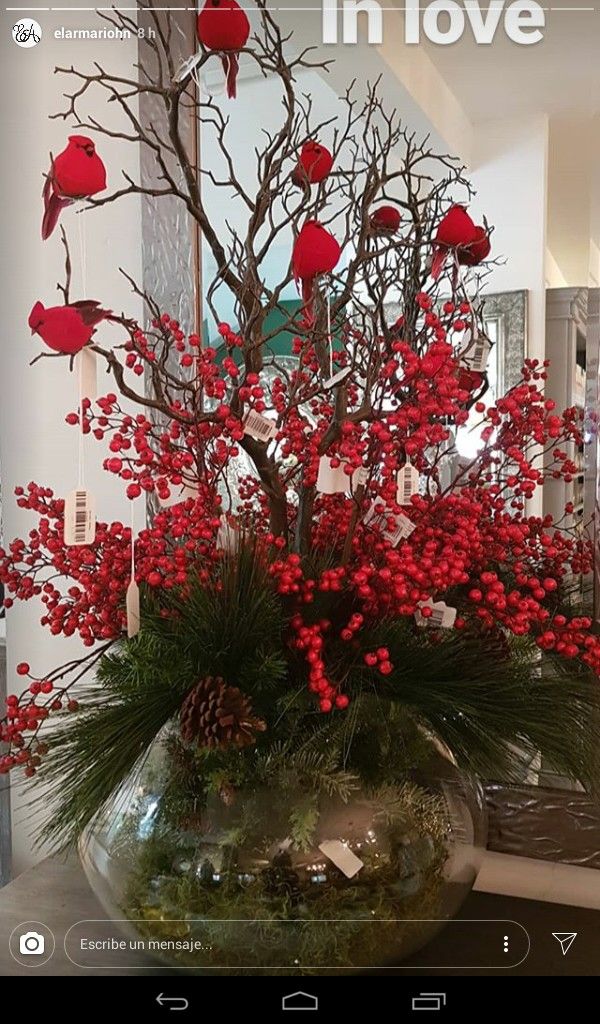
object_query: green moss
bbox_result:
[119,773,450,974]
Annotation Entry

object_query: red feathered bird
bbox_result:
[430,204,478,281]
[42,136,106,240]
[197,0,250,100]
[369,205,401,236]
[292,221,341,326]
[458,224,491,267]
[28,301,111,355]
[291,141,334,188]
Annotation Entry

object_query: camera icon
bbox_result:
[19,931,45,956]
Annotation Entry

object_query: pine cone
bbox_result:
[180,676,266,750]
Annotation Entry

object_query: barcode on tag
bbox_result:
[415,600,457,629]
[384,513,416,546]
[461,335,491,373]
[318,840,363,879]
[397,463,420,505]
[470,342,487,371]
[324,366,352,389]
[243,410,277,443]
[126,579,140,638]
[64,488,96,546]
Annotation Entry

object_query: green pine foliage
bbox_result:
[36,540,600,846]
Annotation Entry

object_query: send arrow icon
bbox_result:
[552,932,577,956]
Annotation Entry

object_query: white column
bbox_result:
[470,116,549,518]
[470,115,549,365]
[0,15,143,873]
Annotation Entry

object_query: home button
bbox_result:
[282,991,319,1012]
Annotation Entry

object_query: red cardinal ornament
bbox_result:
[292,221,341,326]
[430,204,477,281]
[28,301,111,355]
[458,225,491,267]
[197,0,250,100]
[291,141,334,188]
[42,136,106,241]
[369,205,401,236]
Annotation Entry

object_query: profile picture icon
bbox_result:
[12,19,42,48]
[19,931,45,955]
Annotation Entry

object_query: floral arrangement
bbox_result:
[1,0,599,848]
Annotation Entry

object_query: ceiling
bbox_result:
[407,1,600,123]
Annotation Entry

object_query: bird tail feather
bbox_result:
[225,53,239,100]
[302,277,315,327]
[430,247,447,281]
[42,192,70,241]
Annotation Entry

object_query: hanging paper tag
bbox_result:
[415,599,457,630]
[126,579,140,638]
[217,518,238,552]
[352,466,369,491]
[384,513,416,546]
[316,456,349,494]
[243,410,277,443]
[324,366,352,389]
[363,503,379,526]
[396,462,420,505]
[318,840,363,879]
[363,505,415,546]
[173,51,203,83]
[157,481,199,509]
[64,488,96,546]
[77,348,97,401]
[460,332,492,373]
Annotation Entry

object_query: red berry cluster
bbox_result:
[0,283,597,757]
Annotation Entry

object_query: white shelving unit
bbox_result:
[543,288,587,532]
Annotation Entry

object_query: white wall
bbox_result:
[470,116,549,368]
[1,14,143,873]
[547,118,594,287]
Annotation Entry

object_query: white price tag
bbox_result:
[157,481,199,509]
[324,366,352,389]
[217,518,238,552]
[126,579,140,638]
[316,456,349,494]
[383,513,416,546]
[318,840,364,879]
[243,410,277,443]
[415,599,457,630]
[77,348,97,401]
[459,332,491,373]
[64,489,96,546]
[173,51,203,83]
[352,466,369,491]
[396,462,420,505]
[363,505,415,546]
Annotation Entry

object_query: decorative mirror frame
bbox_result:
[482,289,528,396]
